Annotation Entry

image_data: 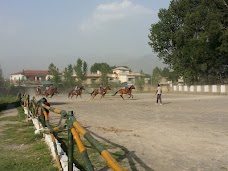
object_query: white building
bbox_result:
[10,70,52,85]
[110,67,142,84]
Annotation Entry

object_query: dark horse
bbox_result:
[44,86,59,98]
[112,85,135,100]
[90,86,111,99]
[68,86,85,99]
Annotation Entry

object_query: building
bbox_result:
[10,67,143,86]
[10,70,52,86]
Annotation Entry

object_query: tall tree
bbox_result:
[148,0,228,84]
[151,67,162,85]
[135,70,145,91]
[0,66,5,86]
[82,61,88,81]
[100,64,110,85]
[63,64,75,88]
[48,63,61,86]
[74,58,88,84]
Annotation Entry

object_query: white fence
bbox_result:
[172,85,228,94]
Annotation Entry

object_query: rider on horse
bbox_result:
[74,85,79,93]
[123,83,128,91]
[36,85,41,92]
[99,84,104,93]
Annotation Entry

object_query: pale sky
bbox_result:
[0,0,171,77]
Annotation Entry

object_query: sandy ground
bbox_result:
[39,93,228,171]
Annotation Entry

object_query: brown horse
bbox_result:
[112,85,135,100]
[90,86,111,99]
[44,86,59,98]
[68,86,85,99]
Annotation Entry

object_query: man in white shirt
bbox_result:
[155,84,162,105]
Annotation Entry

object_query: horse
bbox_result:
[44,86,59,98]
[112,85,135,100]
[90,86,111,99]
[68,86,85,99]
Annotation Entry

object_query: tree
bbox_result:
[90,63,113,74]
[151,67,162,85]
[148,0,228,84]
[48,63,61,86]
[100,64,110,85]
[63,64,75,88]
[135,70,145,91]
[0,66,5,86]
[82,61,88,78]
[74,58,87,85]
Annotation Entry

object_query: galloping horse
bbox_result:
[90,86,111,99]
[113,85,135,100]
[68,86,85,99]
[44,86,59,98]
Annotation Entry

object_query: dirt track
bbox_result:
[44,93,228,171]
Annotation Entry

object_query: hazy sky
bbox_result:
[0,0,171,77]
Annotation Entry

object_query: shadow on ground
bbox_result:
[89,130,154,171]
[0,101,20,113]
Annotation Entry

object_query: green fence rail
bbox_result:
[18,93,127,171]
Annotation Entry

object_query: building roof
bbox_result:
[11,70,49,76]
[113,67,130,71]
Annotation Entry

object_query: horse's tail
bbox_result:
[112,90,119,96]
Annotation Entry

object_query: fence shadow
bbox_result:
[0,101,20,113]
[88,130,154,171]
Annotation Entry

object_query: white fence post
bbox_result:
[196,85,201,92]
[221,85,226,93]
[190,86,194,92]
[184,85,188,92]
[212,85,217,93]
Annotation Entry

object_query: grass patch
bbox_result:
[0,106,58,171]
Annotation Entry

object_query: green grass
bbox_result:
[0,98,127,170]
[0,107,58,171]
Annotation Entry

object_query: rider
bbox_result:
[99,84,104,93]
[123,82,128,91]
[74,85,79,92]
[46,86,50,91]
[36,86,41,92]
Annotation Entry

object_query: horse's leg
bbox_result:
[93,93,97,99]
[120,93,124,100]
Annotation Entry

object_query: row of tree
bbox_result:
[148,0,228,84]
[48,59,126,88]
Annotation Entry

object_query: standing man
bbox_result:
[155,84,162,105]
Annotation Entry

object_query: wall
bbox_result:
[172,85,228,94]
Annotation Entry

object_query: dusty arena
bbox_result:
[40,92,228,171]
